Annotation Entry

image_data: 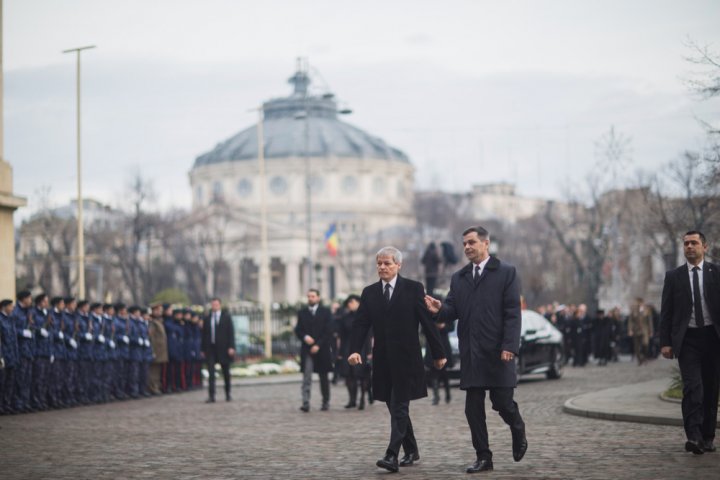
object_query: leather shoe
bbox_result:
[685,440,705,455]
[299,405,309,412]
[205,398,215,403]
[466,458,493,473]
[703,439,716,452]
[321,403,329,411]
[512,430,528,462]
[226,395,232,402]
[399,451,419,466]
[376,453,399,473]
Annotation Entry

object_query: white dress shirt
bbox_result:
[382,276,398,300]
[687,261,713,328]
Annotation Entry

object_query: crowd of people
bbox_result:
[536,297,660,367]
[0,291,205,415]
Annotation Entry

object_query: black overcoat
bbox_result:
[294,305,334,374]
[350,275,445,403]
[438,257,521,389]
[201,309,236,365]
[660,261,720,357]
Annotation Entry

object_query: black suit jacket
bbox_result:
[294,304,334,374]
[350,275,445,403]
[660,261,720,357]
[202,309,235,364]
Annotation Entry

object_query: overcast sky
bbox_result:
[5,0,720,220]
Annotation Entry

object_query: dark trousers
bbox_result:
[1,366,16,412]
[206,348,231,400]
[64,359,78,404]
[678,326,720,442]
[465,387,525,460]
[31,357,50,409]
[48,358,64,407]
[77,360,92,403]
[127,360,140,398]
[385,389,418,456]
[14,357,33,410]
[139,361,149,395]
[114,359,127,399]
[91,361,105,402]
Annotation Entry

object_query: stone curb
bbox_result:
[562,395,683,427]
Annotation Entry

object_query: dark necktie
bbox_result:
[474,265,481,286]
[384,283,391,302]
[693,266,705,327]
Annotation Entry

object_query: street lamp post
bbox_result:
[256,107,273,359]
[63,45,95,299]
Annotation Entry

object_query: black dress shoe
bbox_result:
[512,430,528,462]
[226,395,232,402]
[300,405,310,412]
[344,402,356,409]
[376,453,399,473]
[466,458,493,473]
[399,451,419,466]
[205,398,215,403]
[320,403,329,411]
[685,440,705,455]
[703,439,716,452]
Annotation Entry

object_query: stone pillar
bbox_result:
[284,258,301,304]
[0,160,27,299]
[229,259,241,301]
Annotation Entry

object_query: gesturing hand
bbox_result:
[310,345,319,354]
[424,295,442,314]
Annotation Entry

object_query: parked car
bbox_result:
[446,309,564,380]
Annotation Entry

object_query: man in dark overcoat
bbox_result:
[349,246,446,473]
[660,230,720,454]
[426,226,527,473]
[201,298,235,402]
[295,289,334,412]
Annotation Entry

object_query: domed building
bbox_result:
[188,63,416,303]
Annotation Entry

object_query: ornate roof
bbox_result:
[192,66,409,168]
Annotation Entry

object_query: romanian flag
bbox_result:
[324,223,338,257]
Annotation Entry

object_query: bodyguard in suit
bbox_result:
[201,298,235,402]
[349,246,447,473]
[295,289,334,412]
[426,226,527,473]
[660,230,720,454]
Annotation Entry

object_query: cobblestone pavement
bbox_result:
[1,358,719,479]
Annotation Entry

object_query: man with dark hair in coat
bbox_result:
[349,246,446,473]
[660,230,720,454]
[295,288,334,412]
[426,226,527,473]
[201,298,235,403]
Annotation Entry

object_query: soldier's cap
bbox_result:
[50,296,64,307]
[0,299,13,309]
[103,303,114,310]
[115,302,127,311]
[77,300,89,309]
[162,303,171,310]
[173,308,184,315]
[150,302,162,309]
[64,296,76,304]
[90,302,102,310]
[128,305,142,314]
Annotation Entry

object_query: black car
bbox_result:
[446,309,564,380]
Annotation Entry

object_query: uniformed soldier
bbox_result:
[102,304,118,400]
[62,297,80,407]
[164,309,181,392]
[89,303,107,403]
[183,308,194,390]
[0,299,19,415]
[139,308,153,397]
[13,290,35,413]
[30,293,53,411]
[75,300,94,405]
[113,303,131,400]
[127,305,143,398]
[48,297,67,409]
[191,312,203,389]
[147,303,168,395]
[161,304,174,393]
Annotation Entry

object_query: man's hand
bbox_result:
[310,345,319,355]
[303,335,315,345]
[228,348,235,358]
[348,353,362,366]
[500,350,515,362]
[200,351,205,359]
[437,322,446,330]
[434,358,447,370]
[661,346,673,359]
[424,295,442,314]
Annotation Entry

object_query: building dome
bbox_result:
[192,68,409,167]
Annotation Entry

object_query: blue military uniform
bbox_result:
[62,308,80,406]
[49,307,67,408]
[0,309,20,414]
[31,306,53,410]
[13,304,35,412]
[138,318,152,396]
[89,312,108,403]
[76,310,94,404]
[102,313,116,400]
[128,314,143,398]
[164,316,181,392]
[113,314,131,400]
